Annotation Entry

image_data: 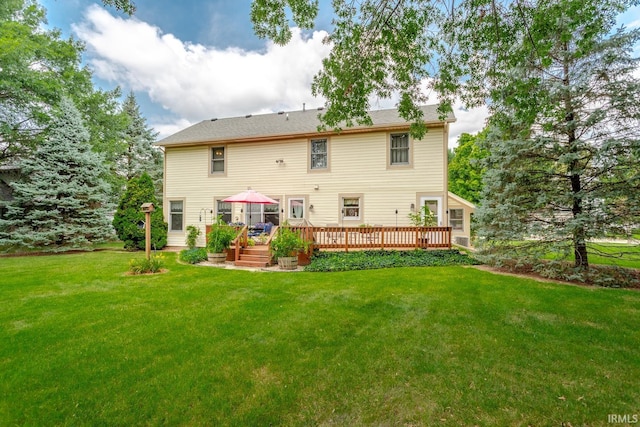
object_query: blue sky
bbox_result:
[39,0,639,145]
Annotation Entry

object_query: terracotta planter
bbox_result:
[208,252,227,264]
[277,256,298,270]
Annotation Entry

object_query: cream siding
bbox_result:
[447,193,476,247]
[163,126,454,247]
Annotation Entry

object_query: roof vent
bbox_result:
[211,118,217,121]
[245,114,252,118]
[317,107,324,111]
[278,111,285,115]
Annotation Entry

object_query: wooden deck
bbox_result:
[225,225,452,267]
[292,225,452,252]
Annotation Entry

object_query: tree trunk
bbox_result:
[563,46,589,270]
[571,172,589,269]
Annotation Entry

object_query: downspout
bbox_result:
[443,122,450,228]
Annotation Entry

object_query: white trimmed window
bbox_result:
[390,133,410,165]
[450,209,464,231]
[310,139,328,170]
[289,198,305,219]
[342,197,361,220]
[169,200,184,232]
[217,201,232,224]
[211,147,225,173]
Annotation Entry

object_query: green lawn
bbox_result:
[1,251,639,425]
[586,242,640,269]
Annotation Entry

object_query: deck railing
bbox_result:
[289,225,452,252]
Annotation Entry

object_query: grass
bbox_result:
[1,250,639,425]
[586,242,640,269]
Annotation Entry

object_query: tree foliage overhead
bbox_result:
[101,0,136,15]
[0,0,86,166]
[0,97,113,251]
[0,0,131,178]
[250,0,638,132]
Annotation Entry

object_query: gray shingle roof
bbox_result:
[156,105,455,147]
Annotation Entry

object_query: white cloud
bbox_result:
[449,103,489,148]
[151,117,193,141]
[73,5,489,143]
[73,5,331,126]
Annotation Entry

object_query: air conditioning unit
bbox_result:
[454,236,469,247]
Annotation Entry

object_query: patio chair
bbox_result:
[263,222,273,235]
[249,222,265,237]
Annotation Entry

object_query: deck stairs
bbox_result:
[233,245,272,268]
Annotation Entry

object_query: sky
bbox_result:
[39,0,639,147]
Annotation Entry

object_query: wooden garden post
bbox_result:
[141,203,155,260]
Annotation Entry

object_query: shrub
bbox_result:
[128,254,165,274]
[185,225,201,249]
[179,248,208,264]
[304,249,480,272]
[113,173,167,251]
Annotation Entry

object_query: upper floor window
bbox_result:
[390,133,410,165]
[310,138,328,170]
[211,147,225,174]
[169,200,184,232]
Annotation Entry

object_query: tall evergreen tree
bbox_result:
[112,172,167,251]
[473,0,640,270]
[0,97,113,250]
[119,92,162,198]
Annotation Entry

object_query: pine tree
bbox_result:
[119,92,163,198]
[0,97,113,251]
[112,172,167,251]
[474,0,640,271]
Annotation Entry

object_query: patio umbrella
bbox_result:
[223,189,278,226]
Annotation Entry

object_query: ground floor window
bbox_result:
[342,197,361,220]
[245,200,280,226]
[169,200,184,231]
[450,208,464,231]
[216,200,232,224]
[289,198,305,219]
[264,202,280,225]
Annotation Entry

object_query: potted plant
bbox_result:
[206,215,237,263]
[270,223,307,270]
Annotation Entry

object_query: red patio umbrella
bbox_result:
[223,189,278,226]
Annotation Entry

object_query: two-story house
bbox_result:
[156,105,475,248]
